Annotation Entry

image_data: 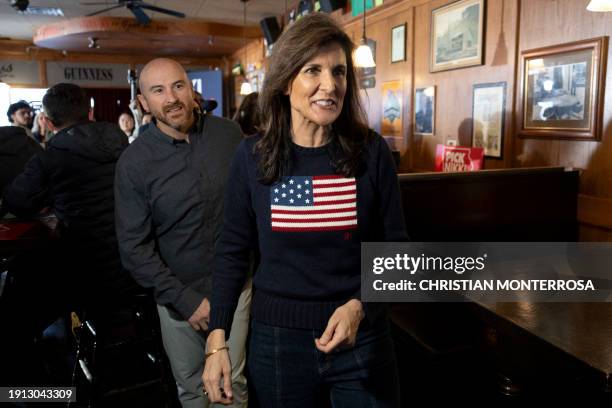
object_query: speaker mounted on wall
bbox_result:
[260,17,281,45]
[319,0,346,13]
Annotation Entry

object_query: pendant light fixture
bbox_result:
[587,0,612,11]
[354,0,375,68]
[240,0,253,95]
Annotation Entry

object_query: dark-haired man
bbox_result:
[3,83,138,304]
[114,58,250,408]
[6,100,34,138]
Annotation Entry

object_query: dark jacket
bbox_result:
[0,126,42,195]
[114,114,243,319]
[3,121,138,299]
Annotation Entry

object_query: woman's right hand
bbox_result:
[203,329,233,405]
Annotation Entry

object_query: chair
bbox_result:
[69,293,177,407]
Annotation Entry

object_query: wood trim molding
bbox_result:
[578,194,612,230]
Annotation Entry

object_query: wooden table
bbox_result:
[471,301,612,394]
[0,217,57,256]
[390,301,612,396]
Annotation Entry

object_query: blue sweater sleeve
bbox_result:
[209,140,257,338]
[353,134,408,324]
[374,134,408,242]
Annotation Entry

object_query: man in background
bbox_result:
[115,58,250,408]
[6,100,34,139]
[1,83,138,385]
[3,83,138,308]
[0,126,42,196]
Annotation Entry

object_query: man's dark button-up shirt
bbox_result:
[115,113,243,319]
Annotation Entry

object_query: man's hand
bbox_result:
[188,298,210,331]
[315,299,365,354]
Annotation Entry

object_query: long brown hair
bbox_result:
[256,12,369,184]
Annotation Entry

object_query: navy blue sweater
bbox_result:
[209,133,407,336]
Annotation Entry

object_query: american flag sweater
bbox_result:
[209,132,407,336]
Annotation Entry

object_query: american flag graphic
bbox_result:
[270,175,358,232]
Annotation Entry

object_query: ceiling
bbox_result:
[0,0,287,56]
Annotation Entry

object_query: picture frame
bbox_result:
[472,82,506,158]
[391,23,406,63]
[518,36,608,141]
[381,80,403,137]
[430,0,485,73]
[414,86,435,136]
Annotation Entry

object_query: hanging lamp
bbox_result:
[354,0,375,68]
[587,0,612,11]
[240,0,253,95]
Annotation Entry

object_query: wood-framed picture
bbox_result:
[391,23,406,63]
[381,80,403,137]
[472,81,506,158]
[430,0,486,73]
[518,36,608,141]
[414,86,435,136]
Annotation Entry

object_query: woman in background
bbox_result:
[232,92,260,136]
[31,112,52,146]
[118,112,136,143]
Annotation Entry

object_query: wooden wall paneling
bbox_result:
[578,194,612,241]
[230,38,266,111]
[579,224,612,241]
[578,194,612,230]
[516,0,612,179]
[342,1,414,170]
[411,0,518,171]
[515,0,612,237]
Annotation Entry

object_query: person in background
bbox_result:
[0,126,42,197]
[142,112,153,125]
[7,100,34,139]
[202,99,218,115]
[232,92,260,136]
[137,112,154,135]
[114,58,250,408]
[3,82,138,302]
[1,83,139,384]
[31,111,53,146]
[118,111,137,143]
[203,13,406,408]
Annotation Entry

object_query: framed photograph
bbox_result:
[381,80,403,137]
[518,37,608,140]
[472,82,506,158]
[391,23,406,63]
[431,0,485,72]
[414,86,435,136]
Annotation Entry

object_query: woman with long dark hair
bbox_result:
[204,13,406,408]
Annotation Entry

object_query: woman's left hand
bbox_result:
[315,299,365,353]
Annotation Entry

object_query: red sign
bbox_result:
[435,145,484,172]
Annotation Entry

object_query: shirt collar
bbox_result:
[150,109,205,145]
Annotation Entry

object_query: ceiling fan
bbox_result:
[80,0,186,25]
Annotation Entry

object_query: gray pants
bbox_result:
[157,279,251,408]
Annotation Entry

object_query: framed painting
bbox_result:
[381,80,403,137]
[414,86,435,136]
[472,82,506,158]
[518,36,608,140]
[391,23,406,63]
[430,0,485,72]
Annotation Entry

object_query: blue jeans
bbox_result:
[248,318,400,408]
